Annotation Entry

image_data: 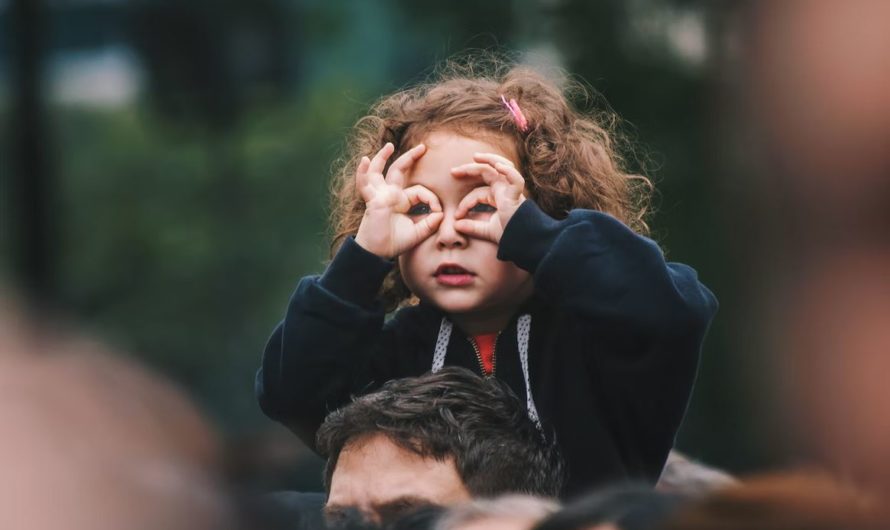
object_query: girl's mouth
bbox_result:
[434,264,475,286]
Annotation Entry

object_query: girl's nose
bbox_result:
[435,213,467,249]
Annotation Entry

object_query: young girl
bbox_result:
[257,58,717,497]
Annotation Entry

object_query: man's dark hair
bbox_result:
[316,367,564,498]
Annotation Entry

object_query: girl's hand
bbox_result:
[354,142,444,259]
[451,153,526,244]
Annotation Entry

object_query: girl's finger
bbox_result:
[403,184,442,213]
[368,142,395,176]
[454,218,496,243]
[355,156,372,196]
[450,163,502,184]
[473,152,516,168]
[494,162,526,199]
[356,156,371,176]
[454,186,494,219]
[386,144,426,188]
[412,212,444,242]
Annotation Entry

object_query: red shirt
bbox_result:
[474,332,498,376]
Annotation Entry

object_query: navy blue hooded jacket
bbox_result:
[257,200,718,497]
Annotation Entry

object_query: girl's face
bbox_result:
[398,130,533,329]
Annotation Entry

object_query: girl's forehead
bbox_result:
[420,130,518,162]
[406,167,482,197]
[405,130,518,194]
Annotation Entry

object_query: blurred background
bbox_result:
[2,0,888,493]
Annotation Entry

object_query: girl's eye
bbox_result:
[469,203,497,214]
[407,202,432,216]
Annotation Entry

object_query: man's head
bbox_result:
[317,367,564,523]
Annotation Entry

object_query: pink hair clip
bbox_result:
[500,95,529,132]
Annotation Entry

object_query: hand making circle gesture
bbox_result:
[451,152,526,244]
[354,142,443,259]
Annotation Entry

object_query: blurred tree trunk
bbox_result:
[207,129,250,335]
[9,0,57,308]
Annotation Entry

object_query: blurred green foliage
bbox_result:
[50,81,374,431]
[1,0,787,488]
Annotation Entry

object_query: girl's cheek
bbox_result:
[397,254,419,285]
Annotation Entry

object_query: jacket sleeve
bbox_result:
[256,237,399,451]
[499,200,718,477]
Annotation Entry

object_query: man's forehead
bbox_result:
[327,433,470,514]
[332,434,456,492]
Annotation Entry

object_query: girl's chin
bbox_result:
[423,293,485,314]
[434,302,482,315]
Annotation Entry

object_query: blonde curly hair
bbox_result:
[329,53,653,310]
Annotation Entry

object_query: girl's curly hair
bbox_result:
[329,53,653,311]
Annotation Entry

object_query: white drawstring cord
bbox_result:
[431,315,542,431]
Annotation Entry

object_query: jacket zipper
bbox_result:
[467,332,500,378]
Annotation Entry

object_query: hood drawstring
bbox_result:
[431,315,542,431]
[431,318,452,375]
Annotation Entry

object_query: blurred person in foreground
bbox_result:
[321,506,445,530]
[316,367,564,525]
[434,495,559,530]
[742,0,890,492]
[532,485,688,530]
[655,451,736,497]
[659,472,887,530]
[0,301,235,530]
